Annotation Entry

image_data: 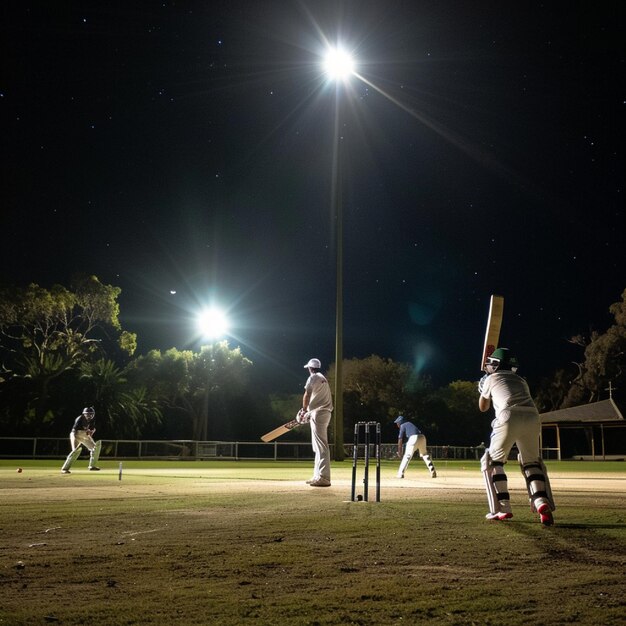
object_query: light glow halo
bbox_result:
[323,46,355,81]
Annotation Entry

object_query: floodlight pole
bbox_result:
[202,387,209,441]
[332,82,345,462]
[201,344,212,442]
[324,45,354,462]
[198,341,220,442]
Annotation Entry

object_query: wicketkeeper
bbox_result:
[61,406,102,474]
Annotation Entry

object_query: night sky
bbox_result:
[2,1,624,393]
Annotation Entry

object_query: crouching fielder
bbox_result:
[61,406,102,474]
[478,349,555,526]
[395,415,437,478]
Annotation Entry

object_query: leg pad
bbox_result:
[520,456,555,512]
[481,451,511,514]
[61,445,83,472]
[90,440,102,466]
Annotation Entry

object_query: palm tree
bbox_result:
[79,359,161,438]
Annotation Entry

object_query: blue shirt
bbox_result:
[398,421,421,441]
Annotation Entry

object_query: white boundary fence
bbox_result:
[0,437,487,461]
[0,438,313,461]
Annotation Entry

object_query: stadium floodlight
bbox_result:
[323,46,355,81]
[197,307,229,340]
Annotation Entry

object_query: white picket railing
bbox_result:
[0,437,487,461]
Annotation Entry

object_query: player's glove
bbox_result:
[477,374,489,395]
[296,408,310,424]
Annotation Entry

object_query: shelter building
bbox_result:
[540,398,625,460]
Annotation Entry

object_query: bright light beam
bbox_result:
[354,71,534,193]
[197,308,229,340]
[323,47,355,81]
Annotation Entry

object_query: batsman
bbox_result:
[478,348,556,525]
[61,406,102,474]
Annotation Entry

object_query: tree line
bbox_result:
[1,276,624,444]
[534,288,626,411]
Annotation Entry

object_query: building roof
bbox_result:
[540,398,624,424]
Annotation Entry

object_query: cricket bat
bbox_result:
[261,418,301,443]
[481,295,504,370]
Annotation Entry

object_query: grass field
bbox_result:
[1,459,625,625]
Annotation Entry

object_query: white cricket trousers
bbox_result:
[398,434,428,475]
[61,430,101,472]
[310,409,332,481]
[488,407,541,464]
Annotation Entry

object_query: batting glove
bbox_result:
[478,374,489,395]
[296,408,310,424]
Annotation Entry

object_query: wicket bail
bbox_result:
[351,421,381,502]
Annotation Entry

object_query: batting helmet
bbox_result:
[82,406,95,416]
[486,348,519,370]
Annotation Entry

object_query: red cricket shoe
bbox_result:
[485,512,513,521]
[537,503,554,526]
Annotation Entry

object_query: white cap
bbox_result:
[304,358,321,369]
